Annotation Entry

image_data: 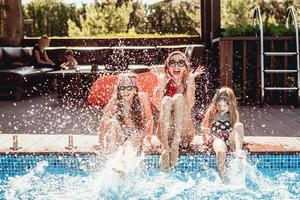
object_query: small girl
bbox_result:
[202,87,245,180]
[60,49,77,70]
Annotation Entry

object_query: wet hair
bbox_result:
[115,74,145,131]
[65,49,74,57]
[202,87,239,131]
[164,51,191,95]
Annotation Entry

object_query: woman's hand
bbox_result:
[189,66,205,80]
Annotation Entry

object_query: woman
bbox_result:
[98,73,153,154]
[202,87,245,180]
[153,51,205,171]
[32,35,58,69]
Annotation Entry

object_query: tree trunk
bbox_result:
[5,0,23,46]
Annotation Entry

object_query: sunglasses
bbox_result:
[118,85,136,91]
[168,59,186,67]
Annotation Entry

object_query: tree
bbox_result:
[221,0,300,28]
[23,0,80,37]
[146,0,199,35]
[68,0,133,37]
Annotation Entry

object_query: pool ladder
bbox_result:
[253,6,300,104]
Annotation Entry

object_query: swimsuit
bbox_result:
[123,127,145,140]
[204,112,232,148]
[164,79,177,97]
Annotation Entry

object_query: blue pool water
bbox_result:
[0,153,299,199]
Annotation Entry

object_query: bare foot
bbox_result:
[112,167,125,178]
[235,150,246,159]
[159,149,171,171]
[169,146,179,169]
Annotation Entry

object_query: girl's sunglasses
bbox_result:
[118,85,136,91]
[169,59,186,67]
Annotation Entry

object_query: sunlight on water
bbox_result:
[0,153,299,200]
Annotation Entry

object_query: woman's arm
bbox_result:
[34,50,49,65]
[139,92,154,144]
[44,51,55,64]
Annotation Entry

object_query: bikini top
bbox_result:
[164,79,185,97]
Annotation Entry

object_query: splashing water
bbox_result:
[0,154,299,199]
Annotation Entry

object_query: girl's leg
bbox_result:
[130,134,145,155]
[213,138,227,181]
[159,96,173,171]
[170,94,185,168]
[229,122,245,158]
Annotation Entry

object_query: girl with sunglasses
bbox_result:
[98,74,153,154]
[153,51,205,171]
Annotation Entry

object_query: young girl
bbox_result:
[153,51,205,171]
[60,49,77,69]
[202,87,245,180]
[98,73,153,154]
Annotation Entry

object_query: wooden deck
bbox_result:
[240,106,300,137]
[0,94,299,137]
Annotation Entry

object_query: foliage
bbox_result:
[221,23,297,37]
[22,0,81,37]
[146,0,199,35]
[22,0,200,37]
[221,0,300,28]
[22,0,300,37]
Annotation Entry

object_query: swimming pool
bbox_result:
[0,154,299,199]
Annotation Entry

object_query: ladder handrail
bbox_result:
[253,7,265,101]
[286,6,300,98]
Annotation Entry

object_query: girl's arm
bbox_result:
[186,66,205,110]
[98,94,117,146]
[202,127,210,143]
[139,92,154,144]
[185,77,196,110]
[152,74,168,111]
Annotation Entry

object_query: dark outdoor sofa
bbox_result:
[0,47,61,101]
[0,44,205,101]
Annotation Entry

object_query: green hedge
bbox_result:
[221,23,297,37]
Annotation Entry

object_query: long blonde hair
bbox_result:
[202,87,239,133]
[164,51,191,93]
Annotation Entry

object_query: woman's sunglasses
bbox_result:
[118,85,136,91]
[168,59,186,67]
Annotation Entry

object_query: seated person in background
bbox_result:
[32,35,58,69]
[202,87,245,181]
[97,73,153,155]
[60,49,77,70]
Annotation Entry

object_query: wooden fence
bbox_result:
[212,36,298,105]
